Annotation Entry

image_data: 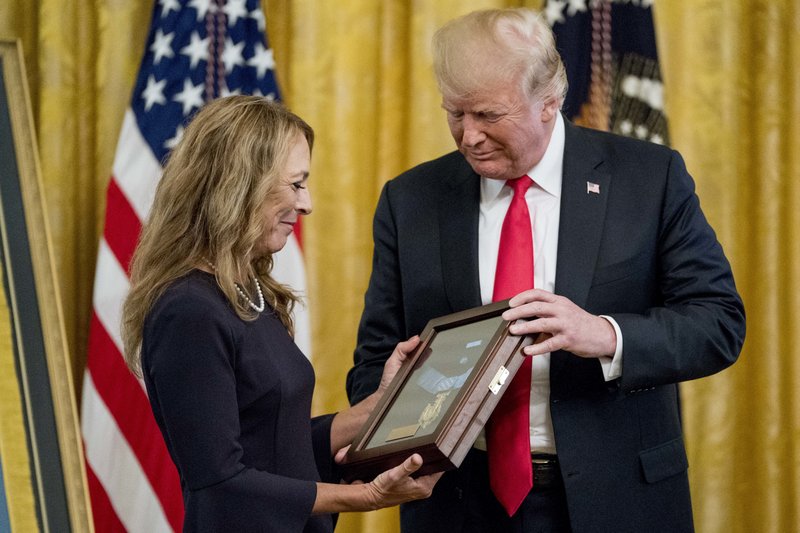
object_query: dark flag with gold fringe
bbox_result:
[545,0,668,145]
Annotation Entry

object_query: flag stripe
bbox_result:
[103,179,142,274]
[85,463,127,533]
[293,216,303,250]
[82,374,174,532]
[112,109,161,221]
[86,313,183,528]
[92,239,130,356]
[271,235,311,356]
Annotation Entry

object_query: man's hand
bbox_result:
[331,336,421,454]
[502,289,617,358]
[378,336,420,394]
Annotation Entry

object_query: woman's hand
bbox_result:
[359,454,442,510]
[313,454,441,514]
[378,336,420,394]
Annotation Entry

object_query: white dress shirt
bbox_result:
[473,113,622,454]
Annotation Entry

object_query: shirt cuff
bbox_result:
[598,315,623,381]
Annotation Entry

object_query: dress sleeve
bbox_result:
[143,293,318,532]
[310,414,341,484]
[310,414,341,530]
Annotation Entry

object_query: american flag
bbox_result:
[545,0,668,145]
[80,1,310,530]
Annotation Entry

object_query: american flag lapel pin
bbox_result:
[587,181,600,194]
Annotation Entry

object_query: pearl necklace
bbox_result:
[203,259,265,313]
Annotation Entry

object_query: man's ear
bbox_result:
[541,98,559,122]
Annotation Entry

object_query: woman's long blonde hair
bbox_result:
[121,95,314,376]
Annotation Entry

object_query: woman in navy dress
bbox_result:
[120,96,440,532]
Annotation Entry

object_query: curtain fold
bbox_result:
[658,2,800,531]
[0,0,796,531]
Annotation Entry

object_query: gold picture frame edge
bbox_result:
[0,249,38,533]
[0,38,93,533]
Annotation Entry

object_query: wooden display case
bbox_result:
[341,300,533,481]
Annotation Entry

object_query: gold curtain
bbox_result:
[0,1,796,532]
[657,2,800,532]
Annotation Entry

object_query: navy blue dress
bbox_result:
[142,270,337,532]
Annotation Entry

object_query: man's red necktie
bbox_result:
[487,175,534,516]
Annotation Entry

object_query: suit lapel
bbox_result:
[434,123,610,337]
[552,121,610,379]
[439,160,482,311]
[555,121,609,304]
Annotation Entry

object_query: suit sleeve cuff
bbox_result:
[598,315,623,381]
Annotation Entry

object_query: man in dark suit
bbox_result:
[346,8,745,532]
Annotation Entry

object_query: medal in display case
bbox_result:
[341,300,533,481]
